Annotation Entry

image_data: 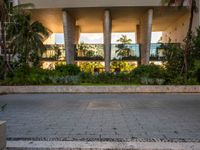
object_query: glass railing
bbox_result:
[150,43,162,61]
[43,43,180,62]
[111,44,140,61]
[42,44,65,61]
[150,43,180,61]
[75,44,104,61]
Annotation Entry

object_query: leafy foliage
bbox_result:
[111,61,136,72]
[196,68,200,83]
[76,43,104,60]
[131,64,166,85]
[80,72,136,85]
[0,56,4,80]
[161,43,184,76]
[7,13,51,66]
[79,62,104,73]
[1,64,81,85]
[161,0,198,77]
[55,64,81,76]
[192,27,200,62]
[115,35,132,58]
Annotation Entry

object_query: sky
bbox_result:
[79,32,162,44]
[50,32,163,44]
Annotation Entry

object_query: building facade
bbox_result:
[16,0,200,71]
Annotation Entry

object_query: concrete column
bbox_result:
[136,24,141,44]
[140,9,153,65]
[75,26,80,44]
[103,9,112,72]
[103,10,112,72]
[63,10,76,64]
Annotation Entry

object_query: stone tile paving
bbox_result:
[0,94,200,141]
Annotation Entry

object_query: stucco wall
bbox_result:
[162,14,189,43]
[162,3,200,44]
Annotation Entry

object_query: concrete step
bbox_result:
[6,140,200,150]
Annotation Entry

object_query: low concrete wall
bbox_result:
[0,86,200,93]
[0,121,6,150]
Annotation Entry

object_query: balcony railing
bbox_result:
[150,43,180,61]
[42,44,65,61]
[43,43,180,61]
[111,44,140,61]
[75,44,104,61]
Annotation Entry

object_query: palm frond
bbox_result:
[13,3,34,9]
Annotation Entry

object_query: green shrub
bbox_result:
[131,64,166,85]
[168,75,185,85]
[49,75,80,85]
[1,64,81,85]
[160,43,184,76]
[0,56,4,80]
[55,64,81,76]
[111,61,136,72]
[131,64,166,78]
[196,68,200,83]
[80,72,94,83]
[80,72,137,85]
[2,65,51,85]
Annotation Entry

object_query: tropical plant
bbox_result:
[0,0,34,76]
[162,0,198,77]
[55,64,81,76]
[79,62,104,73]
[115,35,132,58]
[192,26,200,62]
[52,44,62,60]
[160,42,184,76]
[77,42,91,56]
[131,64,167,85]
[0,0,13,76]
[7,13,51,66]
[86,50,95,57]
[111,61,136,72]
[0,56,4,79]
[196,68,200,83]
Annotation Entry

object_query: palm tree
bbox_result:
[7,13,51,66]
[116,35,132,58]
[0,0,35,74]
[162,0,198,77]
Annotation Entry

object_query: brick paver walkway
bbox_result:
[0,94,200,141]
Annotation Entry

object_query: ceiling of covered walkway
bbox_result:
[30,7,189,33]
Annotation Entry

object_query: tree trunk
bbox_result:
[184,0,195,77]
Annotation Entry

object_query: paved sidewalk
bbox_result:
[0,94,200,141]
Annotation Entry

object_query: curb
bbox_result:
[6,140,200,150]
[1,85,200,93]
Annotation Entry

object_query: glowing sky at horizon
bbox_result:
[48,32,163,44]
